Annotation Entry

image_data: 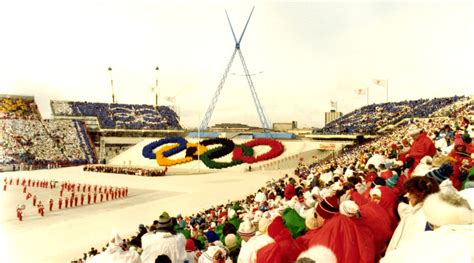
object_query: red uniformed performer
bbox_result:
[23,185,27,193]
[16,204,25,221]
[32,195,37,206]
[93,192,97,204]
[9,178,12,185]
[82,184,86,192]
[21,179,26,186]
[37,201,44,216]
[94,185,98,192]
[65,197,69,208]
[100,192,104,202]
[80,193,85,206]
[69,194,74,207]
[48,197,53,212]
[3,183,6,191]
[58,197,63,210]
[27,179,31,186]
[32,180,36,187]
[105,189,109,201]
[77,184,80,192]
[16,178,19,185]
[99,186,102,193]
[87,192,91,205]
[125,187,128,197]
[74,196,78,207]
[87,185,91,192]
[26,192,32,200]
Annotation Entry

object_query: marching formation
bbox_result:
[3,176,129,221]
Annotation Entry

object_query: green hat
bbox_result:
[282,208,306,238]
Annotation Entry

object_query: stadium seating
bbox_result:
[51,101,182,130]
[317,96,464,135]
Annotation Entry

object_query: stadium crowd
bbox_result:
[51,100,182,130]
[72,96,474,263]
[84,165,168,177]
[318,96,465,135]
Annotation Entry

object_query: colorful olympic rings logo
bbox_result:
[142,137,284,169]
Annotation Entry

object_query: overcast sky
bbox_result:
[0,0,472,129]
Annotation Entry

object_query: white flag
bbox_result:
[354,88,366,95]
[372,79,387,87]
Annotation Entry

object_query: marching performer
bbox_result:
[80,193,85,206]
[58,197,63,210]
[32,195,37,206]
[48,197,54,211]
[16,204,25,221]
[37,201,44,216]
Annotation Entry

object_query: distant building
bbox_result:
[273,121,297,132]
[325,110,343,125]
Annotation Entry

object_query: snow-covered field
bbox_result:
[0,166,290,262]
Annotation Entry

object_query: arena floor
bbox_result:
[0,166,289,262]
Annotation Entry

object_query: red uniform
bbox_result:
[82,185,86,192]
[88,185,91,192]
[65,197,69,208]
[87,193,91,205]
[100,193,104,202]
[9,178,12,185]
[27,179,31,186]
[23,186,27,193]
[21,179,26,186]
[3,184,6,191]
[26,192,32,200]
[74,196,78,207]
[80,194,85,206]
[17,208,23,221]
[16,178,19,185]
[33,196,37,206]
[93,193,97,203]
[58,198,63,209]
[105,191,109,201]
[77,184,80,192]
[38,203,44,216]
[69,195,74,207]
[49,199,53,211]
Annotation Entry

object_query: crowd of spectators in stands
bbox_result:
[0,97,97,167]
[51,100,182,130]
[83,165,168,177]
[318,96,465,135]
[0,97,39,120]
[72,96,474,263]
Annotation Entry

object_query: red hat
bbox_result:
[185,239,195,252]
[315,195,339,220]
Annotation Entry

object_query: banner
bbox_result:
[354,88,366,95]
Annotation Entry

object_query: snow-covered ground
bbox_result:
[0,166,290,263]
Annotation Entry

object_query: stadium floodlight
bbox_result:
[155,66,159,108]
[199,7,270,131]
[108,67,116,104]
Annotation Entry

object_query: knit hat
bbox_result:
[373,177,386,186]
[297,245,337,263]
[224,234,238,249]
[423,180,473,226]
[369,188,382,198]
[304,208,319,230]
[237,219,256,239]
[157,212,173,230]
[282,208,306,238]
[386,172,399,188]
[185,239,195,252]
[315,195,339,220]
[407,126,422,137]
[339,200,360,218]
[205,230,220,244]
[425,163,454,183]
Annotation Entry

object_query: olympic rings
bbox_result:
[142,137,284,169]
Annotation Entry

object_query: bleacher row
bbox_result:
[318,96,464,135]
[51,101,181,130]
